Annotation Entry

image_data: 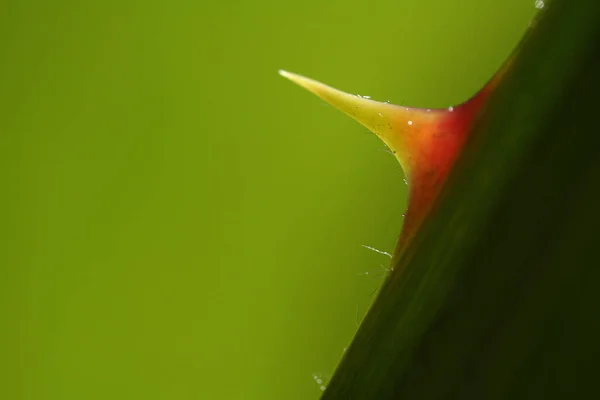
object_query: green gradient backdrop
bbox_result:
[1,1,536,399]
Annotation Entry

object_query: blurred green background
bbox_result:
[1,1,536,399]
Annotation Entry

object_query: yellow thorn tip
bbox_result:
[279,70,432,176]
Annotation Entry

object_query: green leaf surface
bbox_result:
[323,1,600,398]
